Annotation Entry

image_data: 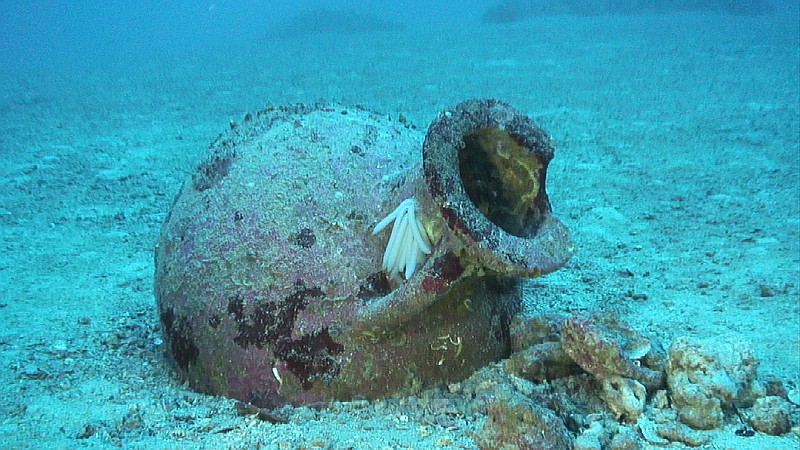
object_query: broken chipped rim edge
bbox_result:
[422,98,575,277]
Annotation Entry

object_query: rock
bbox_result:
[609,426,642,450]
[673,387,724,430]
[747,395,791,435]
[598,376,647,422]
[666,336,765,430]
[637,405,710,447]
[637,416,671,446]
[788,388,800,406]
[474,397,574,450]
[651,389,670,409]
[574,436,603,450]
[655,423,710,447]
[561,313,665,390]
[573,421,605,450]
[505,314,584,382]
[504,341,580,382]
[508,314,562,351]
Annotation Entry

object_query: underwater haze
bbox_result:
[1,0,799,448]
[0,1,500,66]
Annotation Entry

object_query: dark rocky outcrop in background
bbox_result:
[482,0,774,24]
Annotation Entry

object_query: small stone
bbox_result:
[666,336,762,430]
[435,436,452,447]
[21,364,49,380]
[676,394,723,430]
[656,423,709,447]
[651,390,670,409]
[447,382,462,394]
[747,396,791,435]
[574,421,605,450]
[610,426,642,450]
[787,388,800,406]
[573,433,603,450]
[637,417,670,446]
[75,423,96,439]
[762,374,787,397]
[505,341,579,382]
[598,376,646,422]
[758,284,775,297]
[561,313,664,390]
[474,398,574,449]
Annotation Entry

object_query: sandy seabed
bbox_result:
[0,12,798,449]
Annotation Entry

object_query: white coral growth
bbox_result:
[372,198,432,279]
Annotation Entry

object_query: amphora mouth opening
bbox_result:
[422,98,574,278]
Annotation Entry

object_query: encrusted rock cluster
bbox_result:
[666,336,765,430]
[482,312,798,448]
